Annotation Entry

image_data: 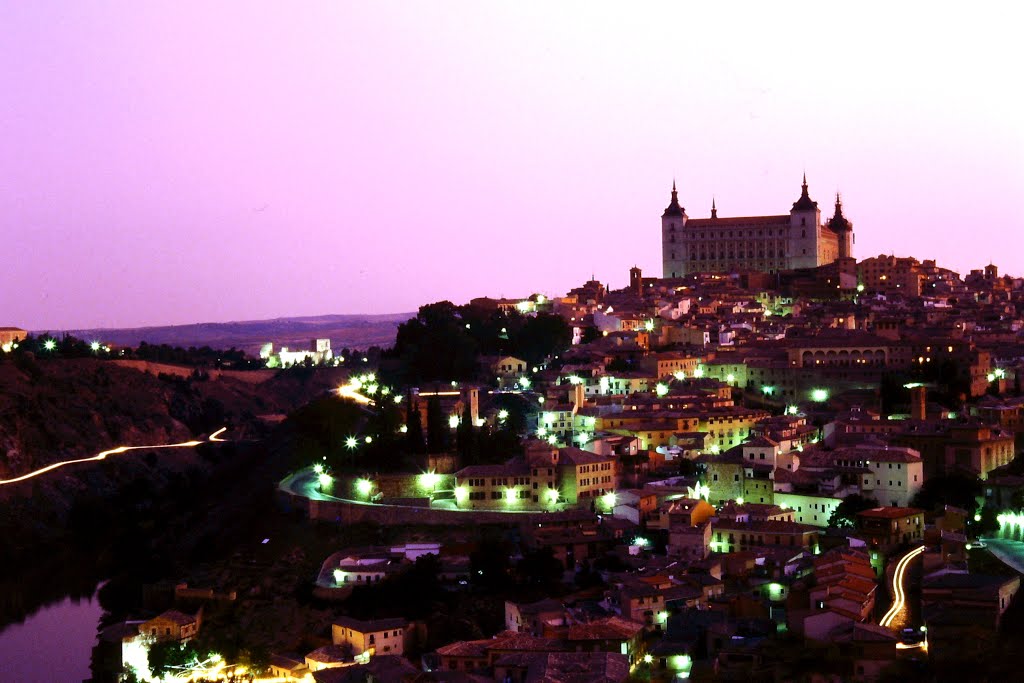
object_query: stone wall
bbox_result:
[278,485,593,528]
[111,359,275,384]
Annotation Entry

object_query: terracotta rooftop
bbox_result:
[567,616,644,641]
[145,610,197,627]
[333,616,406,633]
[857,506,924,519]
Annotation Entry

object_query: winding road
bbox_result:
[0,427,228,486]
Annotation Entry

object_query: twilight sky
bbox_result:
[2,3,1022,330]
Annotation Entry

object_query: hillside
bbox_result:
[0,356,346,479]
[54,313,412,357]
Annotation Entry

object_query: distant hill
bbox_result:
[53,313,412,356]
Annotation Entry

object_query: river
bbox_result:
[0,585,104,683]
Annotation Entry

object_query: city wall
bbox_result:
[277,485,593,528]
[111,359,276,384]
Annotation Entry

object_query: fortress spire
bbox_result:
[662,180,684,217]
[711,197,717,219]
[791,173,818,212]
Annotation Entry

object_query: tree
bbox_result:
[426,395,448,453]
[516,547,564,587]
[393,301,480,381]
[828,494,880,529]
[406,400,426,454]
[470,538,512,591]
[456,401,479,464]
[511,313,573,366]
[910,472,983,515]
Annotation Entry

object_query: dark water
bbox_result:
[0,586,103,683]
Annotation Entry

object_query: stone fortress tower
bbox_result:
[661,175,854,278]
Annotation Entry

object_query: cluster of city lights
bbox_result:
[11,338,114,354]
[996,512,1024,527]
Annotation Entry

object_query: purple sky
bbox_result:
[2,4,1022,330]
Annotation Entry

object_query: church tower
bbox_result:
[661,182,687,278]
[788,174,822,269]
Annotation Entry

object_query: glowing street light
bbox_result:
[787,405,799,415]
[399,425,408,433]
[345,436,359,449]
[674,370,686,381]
[504,488,517,504]
[364,436,373,444]
[811,389,829,402]
[313,463,324,474]
[726,373,736,384]
[393,395,403,404]
[601,491,617,510]
[546,434,558,445]
[520,377,531,389]
[644,319,655,332]
[655,383,669,397]
[693,366,705,378]
[355,478,374,496]
[498,409,509,420]
[455,486,469,504]
[545,488,560,504]
[448,415,460,429]
[42,339,57,351]
[89,341,101,352]
[318,472,333,489]
[419,471,441,490]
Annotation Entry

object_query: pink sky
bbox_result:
[2,3,1022,330]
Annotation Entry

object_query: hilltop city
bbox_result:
[4,177,1024,683]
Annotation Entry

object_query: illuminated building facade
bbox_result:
[661,176,854,278]
[452,441,617,509]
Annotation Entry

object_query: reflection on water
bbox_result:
[0,585,103,683]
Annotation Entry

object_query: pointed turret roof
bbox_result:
[828,192,851,232]
[711,197,718,219]
[791,173,818,212]
[662,181,684,217]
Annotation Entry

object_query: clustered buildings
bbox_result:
[107,182,1024,682]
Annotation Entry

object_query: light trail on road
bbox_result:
[336,381,373,405]
[880,544,925,628]
[0,428,228,486]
